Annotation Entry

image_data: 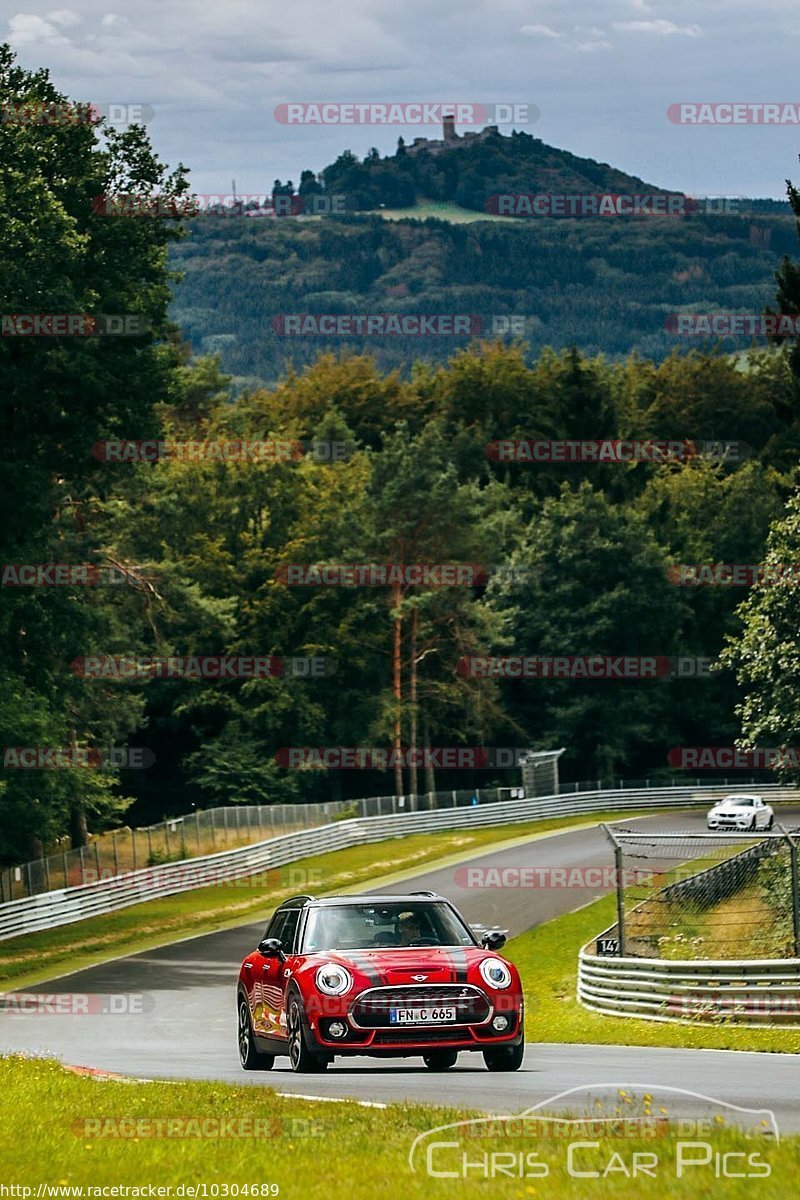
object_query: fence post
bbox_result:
[112,831,119,876]
[779,825,800,958]
[62,850,69,889]
[79,845,86,884]
[25,861,33,897]
[131,829,137,872]
[196,812,201,853]
[42,855,51,891]
[94,841,101,877]
[600,824,626,957]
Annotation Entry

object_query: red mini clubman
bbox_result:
[236,892,524,1072]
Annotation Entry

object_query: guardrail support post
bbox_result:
[600,824,625,956]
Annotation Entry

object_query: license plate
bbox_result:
[388,1006,457,1024]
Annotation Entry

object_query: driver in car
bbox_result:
[398,911,422,945]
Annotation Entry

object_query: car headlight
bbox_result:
[315,964,353,996]
[479,957,512,990]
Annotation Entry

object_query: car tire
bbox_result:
[287,990,329,1073]
[749,816,757,831]
[483,1033,525,1072]
[422,1050,459,1070]
[767,814,774,830]
[238,996,274,1071]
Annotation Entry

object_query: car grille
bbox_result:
[350,985,490,1028]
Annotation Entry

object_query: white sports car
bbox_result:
[706,794,774,831]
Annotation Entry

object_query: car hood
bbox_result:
[311,946,484,986]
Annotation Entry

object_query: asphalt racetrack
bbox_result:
[3,809,800,1130]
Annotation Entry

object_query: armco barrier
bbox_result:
[0,783,797,941]
[578,943,800,1026]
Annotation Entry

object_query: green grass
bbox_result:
[0,1056,794,1197]
[507,893,800,1053]
[0,811,659,991]
[366,199,515,224]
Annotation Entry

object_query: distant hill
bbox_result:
[169,129,795,383]
[305,127,674,213]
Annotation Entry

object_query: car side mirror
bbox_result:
[481,930,507,951]
[258,937,286,961]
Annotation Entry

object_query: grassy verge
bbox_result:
[366,199,515,223]
[0,1056,794,1197]
[506,893,800,1053]
[0,811,659,991]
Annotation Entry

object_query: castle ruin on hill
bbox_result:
[405,114,500,156]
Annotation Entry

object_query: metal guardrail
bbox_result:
[579,821,800,1026]
[1,782,797,942]
[578,944,800,1026]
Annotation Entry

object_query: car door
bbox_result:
[249,910,290,1038]
[754,799,767,829]
[251,909,300,1041]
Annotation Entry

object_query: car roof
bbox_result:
[275,891,446,910]
[720,793,762,801]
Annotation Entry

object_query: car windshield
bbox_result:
[301,902,477,953]
[725,798,754,806]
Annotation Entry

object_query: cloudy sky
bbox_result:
[3,0,799,198]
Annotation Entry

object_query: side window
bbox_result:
[281,909,301,953]
[265,911,288,943]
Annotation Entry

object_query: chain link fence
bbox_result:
[599,823,800,961]
[1,774,789,904]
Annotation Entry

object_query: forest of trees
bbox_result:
[170,204,795,383]
[6,46,800,864]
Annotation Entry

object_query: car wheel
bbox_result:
[287,991,328,1073]
[749,816,757,831]
[238,996,274,1071]
[483,1033,525,1072]
[422,1050,458,1070]
[767,814,774,830]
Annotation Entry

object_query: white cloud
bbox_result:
[575,38,612,52]
[613,19,702,36]
[48,9,80,27]
[8,14,69,45]
[520,24,560,39]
